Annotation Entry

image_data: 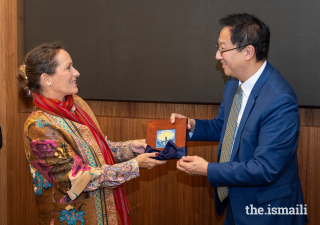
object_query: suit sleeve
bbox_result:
[207,94,300,188]
[188,79,230,142]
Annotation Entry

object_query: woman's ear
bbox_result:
[40,73,52,87]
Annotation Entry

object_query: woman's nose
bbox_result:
[73,68,80,77]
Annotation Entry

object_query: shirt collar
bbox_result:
[239,60,267,98]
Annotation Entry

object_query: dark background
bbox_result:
[25,0,320,106]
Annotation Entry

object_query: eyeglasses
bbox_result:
[216,44,249,53]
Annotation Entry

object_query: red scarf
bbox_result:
[33,92,130,225]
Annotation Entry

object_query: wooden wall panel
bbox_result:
[97,117,222,225]
[298,127,320,225]
[0,0,7,223]
[1,0,38,224]
[5,0,19,224]
[299,108,320,127]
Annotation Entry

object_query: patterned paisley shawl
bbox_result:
[32,92,130,225]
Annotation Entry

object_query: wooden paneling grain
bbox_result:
[0,0,7,223]
[298,127,320,225]
[88,100,220,120]
[17,0,27,112]
[24,96,35,112]
[5,0,18,224]
[297,127,309,206]
[299,108,320,127]
[1,0,37,224]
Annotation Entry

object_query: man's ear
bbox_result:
[245,45,255,60]
[40,73,52,87]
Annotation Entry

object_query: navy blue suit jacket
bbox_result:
[189,62,308,225]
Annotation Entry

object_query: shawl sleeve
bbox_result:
[83,159,139,191]
[105,139,136,163]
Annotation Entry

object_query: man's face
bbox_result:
[216,26,245,78]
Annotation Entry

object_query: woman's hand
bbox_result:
[136,153,167,169]
[130,139,147,154]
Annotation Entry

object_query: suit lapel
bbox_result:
[225,78,239,116]
[229,62,274,161]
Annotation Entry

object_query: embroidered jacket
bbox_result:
[23,95,139,225]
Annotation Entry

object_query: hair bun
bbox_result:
[18,64,26,74]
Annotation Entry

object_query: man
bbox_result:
[171,13,308,225]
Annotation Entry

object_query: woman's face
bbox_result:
[48,49,80,101]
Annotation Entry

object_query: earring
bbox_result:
[49,82,52,87]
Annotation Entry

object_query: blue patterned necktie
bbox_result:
[217,85,243,202]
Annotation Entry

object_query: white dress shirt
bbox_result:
[230,60,267,155]
[189,60,267,152]
[237,60,267,125]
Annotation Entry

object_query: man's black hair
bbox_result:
[219,13,270,62]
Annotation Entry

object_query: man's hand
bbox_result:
[177,156,208,176]
[170,113,196,132]
[130,139,147,154]
[136,153,167,169]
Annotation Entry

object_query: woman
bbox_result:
[17,42,166,225]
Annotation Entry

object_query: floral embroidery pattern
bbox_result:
[36,117,51,128]
[59,195,71,203]
[31,160,55,184]
[45,126,61,140]
[29,139,61,184]
[58,204,86,225]
[30,139,56,159]
[30,166,52,195]
[105,139,133,163]
[84,159,139,190]
[71,155,91,177]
